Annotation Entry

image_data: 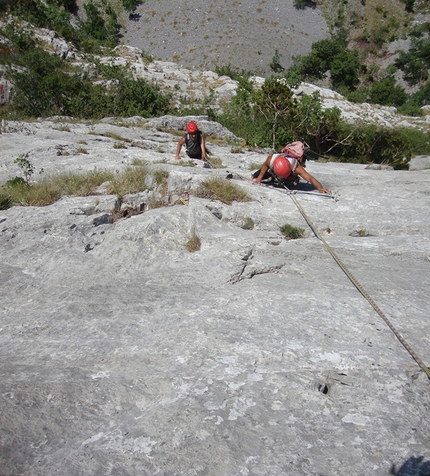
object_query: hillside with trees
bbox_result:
[0,0,429,168]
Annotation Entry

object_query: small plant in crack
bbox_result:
[242,217,254,230]
[113,142,127,149]
[350,229,371,237]
[185,232,201,252]
[280,223,305,240]
[12,155,35,185]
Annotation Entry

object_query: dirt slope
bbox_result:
[121,0,330,76]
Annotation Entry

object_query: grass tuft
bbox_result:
[0,164,168,208]
[107,166,149,197]
[194,177,250,205]
[0,168,114,207]
[185,232,201,252]
[280,223,305,240]
[206,157,224,168]
[242,217,254,230]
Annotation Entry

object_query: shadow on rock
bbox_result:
[391,456,430,476]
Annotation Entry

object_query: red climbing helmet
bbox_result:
[272,156,292,179]
[186,121,198,133]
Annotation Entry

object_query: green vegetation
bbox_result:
[214,64,252,82]
[242,217,255,230]
[107,165,149,198]
[284,34,348,85]
[0,36,171,119]
[0,0,142,49]
[0,158,169,209]
[194,177,250,205]
[350,229,371,237]
[293,0,318,9]
[280,224,305,240]
[280,5,430,114]
[0,166,114,208]
[205,157,224,168]
[0,4,170,120]
[395,27,430,85]
[214,75,429,168]
[12,155,35,185]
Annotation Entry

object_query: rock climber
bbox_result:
[175,121,206,161]
[251,152,331,194]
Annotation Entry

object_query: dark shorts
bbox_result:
[187,152,203,160]
[252,169,272,180]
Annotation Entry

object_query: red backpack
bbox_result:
[280,141,305,164]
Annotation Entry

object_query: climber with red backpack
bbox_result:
[251,141,331,194]
[175,121,207,161]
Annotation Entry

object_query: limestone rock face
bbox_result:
[0,117,430,476]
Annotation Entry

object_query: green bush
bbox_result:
[285,35,347,83]
[399,128,430,156]
[1,41,171,119]
[397,102,424,116]
[1,0,80,44]
[121,0,141,13]
[330,50,361,89]
[396,36,430,85]
[408,79,430,107]
[79,1,120,48]
[345,88,369,104]
[280,224,305,240]
[368,77,408,106]
[335,124,416,169]
[401,0,415,12]
[270,49,284,73]
[293,0,307,9]
[216,81,422,168]
[214,64,252,81]
[5,176,26,187]
[253,77,297,149]
[0,193,12,210]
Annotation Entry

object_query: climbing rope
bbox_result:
[276,178,430,379]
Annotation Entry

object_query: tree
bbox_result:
[292,92,352,155]
[269,49,284,73]
[254,78,297,150]
[79,0,121,48]
[330,50,360,89]
[369,77,407,106]
[396,37,430,85]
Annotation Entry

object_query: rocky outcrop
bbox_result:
[0,116,429,475]
[2,27,429,128]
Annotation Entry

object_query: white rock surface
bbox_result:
[0,117,429,475]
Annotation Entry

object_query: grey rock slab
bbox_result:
[1,119,430,475]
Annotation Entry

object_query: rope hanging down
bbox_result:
[276,179,430,379]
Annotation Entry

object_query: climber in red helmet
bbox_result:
[252,153,331,194]
[175,121,207,161]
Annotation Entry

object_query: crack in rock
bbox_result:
[230,264,285,284]
[229,249,284,283]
